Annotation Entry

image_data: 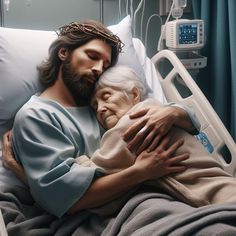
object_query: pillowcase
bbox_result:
[0,29,57,136]
[132,38,166,104]
[108,16,146,84]
[0,15,146,136]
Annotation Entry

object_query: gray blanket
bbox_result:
[1,183,236,236]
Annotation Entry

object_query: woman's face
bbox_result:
[91,87,136,130]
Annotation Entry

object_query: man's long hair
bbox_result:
[37,20,123,88]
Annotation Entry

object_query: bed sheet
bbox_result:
[1,170,236,236]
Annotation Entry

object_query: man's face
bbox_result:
[61,39,112,105]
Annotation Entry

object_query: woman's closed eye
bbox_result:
[102,92,111,101]
[91,90,112,112]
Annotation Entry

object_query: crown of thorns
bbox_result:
[57,22,124,53]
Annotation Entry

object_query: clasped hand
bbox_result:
[2,131,27,184]
[123,105,176,155]
[133,132,189,180]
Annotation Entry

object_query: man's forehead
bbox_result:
[84,39,112,62]
[83,39,111,51]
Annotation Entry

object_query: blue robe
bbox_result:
[12,95,101,217]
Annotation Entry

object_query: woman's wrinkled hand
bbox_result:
[123,105,177,155]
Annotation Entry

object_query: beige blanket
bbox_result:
[77,99,236,207]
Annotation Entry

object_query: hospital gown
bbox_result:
[12,95,101,217]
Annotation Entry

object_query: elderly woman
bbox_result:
[3,65,236,208]
[85,65,236,207]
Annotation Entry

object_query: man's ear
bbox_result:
[131,87,141,104]
[58,48,69,61]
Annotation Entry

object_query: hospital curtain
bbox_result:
[191,0,236,141]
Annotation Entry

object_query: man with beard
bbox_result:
[7,21,198,218]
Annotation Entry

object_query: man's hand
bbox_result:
[68,132,188,214]
[133,134,189,181]
[123,106,177,155]
[2,131,14,169]
[2,131,27,185]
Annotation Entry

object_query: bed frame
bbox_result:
[152,49,236,176]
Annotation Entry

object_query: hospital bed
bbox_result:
[1,15,236,235]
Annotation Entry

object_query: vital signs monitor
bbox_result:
[165,19,204,51]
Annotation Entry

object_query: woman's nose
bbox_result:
[97,103,106,114]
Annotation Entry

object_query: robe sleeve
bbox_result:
[12,108,97,217]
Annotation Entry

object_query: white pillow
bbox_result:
[108,16,146,83]
[0,29,57,136]
[132,38,167,104]
[0,15,146,136]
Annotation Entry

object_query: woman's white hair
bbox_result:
[96,65,148,101]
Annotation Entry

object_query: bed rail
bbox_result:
[151,49,236,176]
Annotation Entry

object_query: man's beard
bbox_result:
[61,60,96,106]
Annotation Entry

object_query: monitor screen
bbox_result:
[178,23,198,45]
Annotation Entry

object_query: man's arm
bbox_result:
[169,103,200,134]
[123,102,200,154]
[3,131,189,215]
[68,136,189,214]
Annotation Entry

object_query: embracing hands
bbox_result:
[2,131,14,169]
[2,131,27,184]
[123,105,178,155]
[133,132,189,181]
